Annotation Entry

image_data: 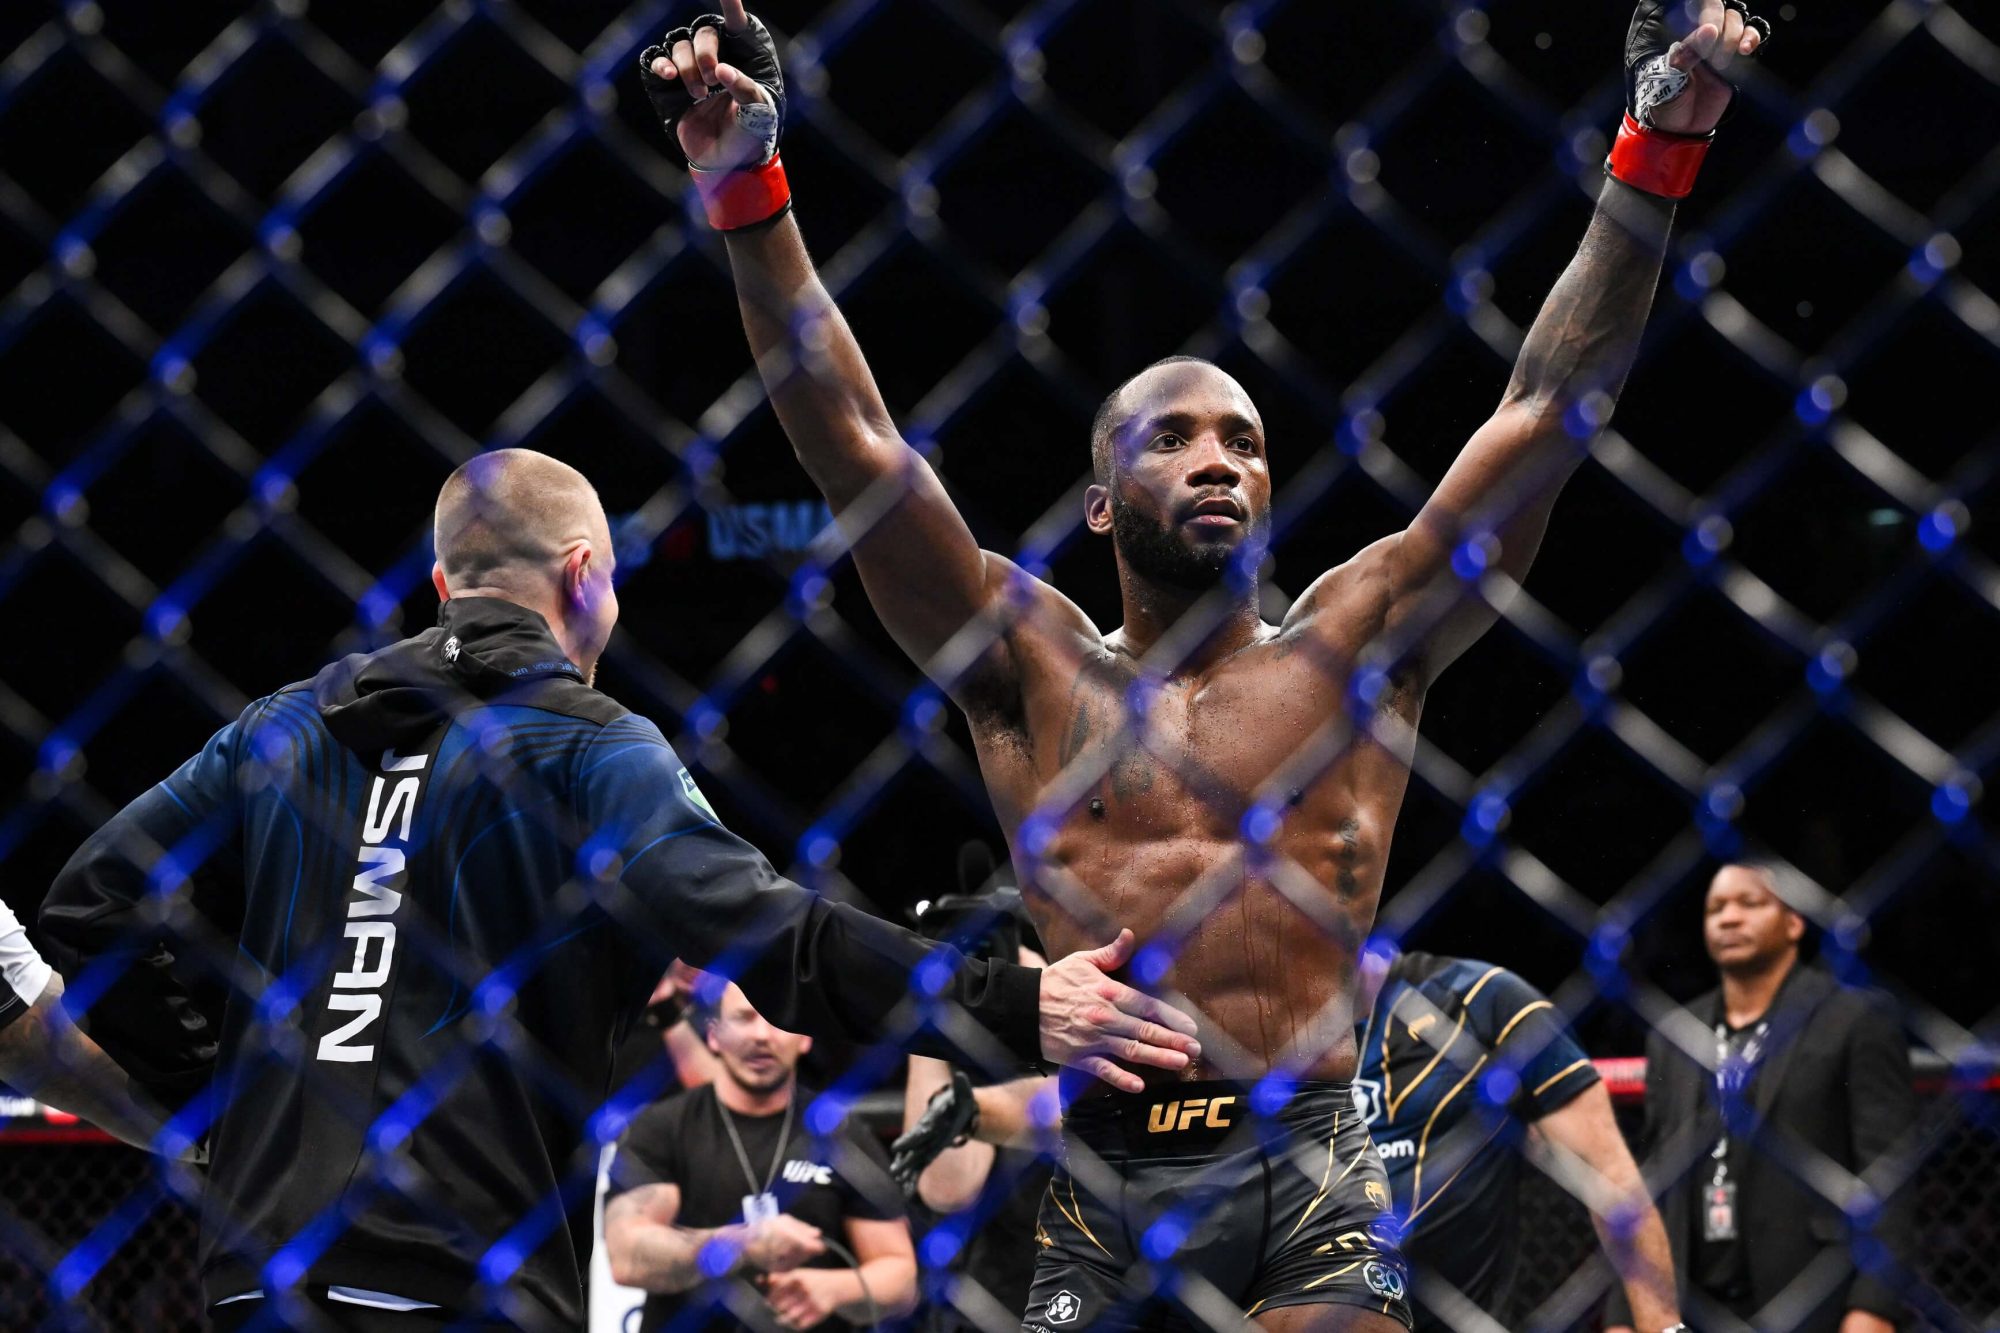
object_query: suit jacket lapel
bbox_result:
[1749,963,1832,1121]
[1683,988,1723,1124]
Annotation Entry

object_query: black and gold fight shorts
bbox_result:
[1023,1081,1412,1331]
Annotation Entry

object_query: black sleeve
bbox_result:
[1467,968,1600,1120]
[580,717,1040,1072]
[1842,990,1915,1323]
[36,710,251,1102]
[608,1096,691,1201]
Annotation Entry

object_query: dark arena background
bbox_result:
[0,0,1996,1329]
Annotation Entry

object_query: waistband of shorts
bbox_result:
[1063,1079,1352,1155]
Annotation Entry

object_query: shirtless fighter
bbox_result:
[639,4,1763,1329]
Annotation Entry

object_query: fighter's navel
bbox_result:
[1089,797,1105,820]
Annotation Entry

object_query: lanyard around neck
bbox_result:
[1708,1018,1771,1182]
[716,1089,796,1200]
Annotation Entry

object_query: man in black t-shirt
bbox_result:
[606,983,917,1332]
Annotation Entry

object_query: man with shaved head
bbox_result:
[430,451,619,683]
[36,447,1197,1331]
[638,0,1769,1326]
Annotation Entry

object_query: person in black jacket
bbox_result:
[36,449,1199,1333]
[1605,862,1917,1333]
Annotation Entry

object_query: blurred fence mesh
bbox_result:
[1,0,1997,1329]
[5,1083,1998,1329]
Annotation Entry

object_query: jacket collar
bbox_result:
[311,597,586,753]
[1688,960,1834,1118]
[433,597,585,688]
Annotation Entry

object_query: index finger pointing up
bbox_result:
[721,0,750,33]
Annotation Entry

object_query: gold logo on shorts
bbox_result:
[1365,1180,1389,1209]
[1145,1095,1238,1133]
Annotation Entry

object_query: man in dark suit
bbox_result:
[1605,862,1916,1333]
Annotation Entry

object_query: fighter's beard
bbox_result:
[1111,500,1242,592]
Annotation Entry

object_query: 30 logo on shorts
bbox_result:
[1363,1261,1406,1302]
[1046,1290,1083,1325]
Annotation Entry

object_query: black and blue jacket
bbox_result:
[38,597,1038,1327]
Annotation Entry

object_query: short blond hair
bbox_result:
[433,449,605,591]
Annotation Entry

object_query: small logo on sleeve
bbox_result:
[678,768,717,821]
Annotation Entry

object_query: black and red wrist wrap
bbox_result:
[691,152,792,231]
[1605,112,1712,199]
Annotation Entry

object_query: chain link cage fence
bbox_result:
[5,1075,1998,1330]
[0,0,1997,1329]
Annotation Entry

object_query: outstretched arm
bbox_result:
[0,974,179,1154]
[1373,1,1764,680]
[585,718,1200,1091]
[642,6,1032,695]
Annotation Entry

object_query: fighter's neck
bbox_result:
[1718,951,1797,1028]
[1112,576,1267,673]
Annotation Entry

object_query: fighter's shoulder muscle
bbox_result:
[957,551,1103,722]
[1278,534,1406,642]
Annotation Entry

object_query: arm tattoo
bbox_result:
[1506,180,1675,418]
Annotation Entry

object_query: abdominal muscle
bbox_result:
[1019,828,1377,1100]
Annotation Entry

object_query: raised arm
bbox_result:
[638,6,1026,693]
[1370,1,1765,679]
